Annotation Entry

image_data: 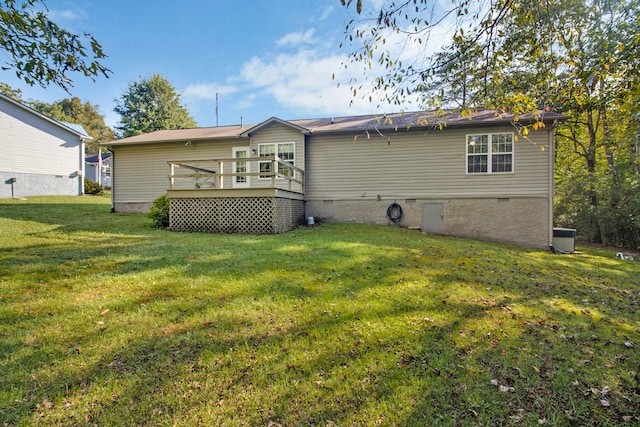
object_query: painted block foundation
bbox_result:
[0,171,81,199]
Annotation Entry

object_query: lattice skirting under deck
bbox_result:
[170,197,305,234]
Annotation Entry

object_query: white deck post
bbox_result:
[218,161,224,188]
[271,158,276,188]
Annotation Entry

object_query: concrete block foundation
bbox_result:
[306,197,550,249]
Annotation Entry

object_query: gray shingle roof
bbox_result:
[103,109,567,146]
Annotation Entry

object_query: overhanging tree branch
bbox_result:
[0,0,111,92]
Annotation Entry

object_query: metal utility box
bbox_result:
[552,228,576,253]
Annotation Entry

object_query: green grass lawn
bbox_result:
[0,195,638,426]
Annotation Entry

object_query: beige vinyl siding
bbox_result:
[112,140,244,203]
[248,122,305,190]
[0,97,83,176]
[305,125,552,200]
[111,123,307,206]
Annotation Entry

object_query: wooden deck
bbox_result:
[167,156,304,192]
[166,157,305,234]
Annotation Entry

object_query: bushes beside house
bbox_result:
[148,194,169,228]
[84,178,102,195]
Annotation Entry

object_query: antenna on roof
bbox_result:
[240,116,243,128]
[215,93,219,127]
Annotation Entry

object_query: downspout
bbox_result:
[80,137,87,195]
[548,126,556,246]
[109,148,115,212]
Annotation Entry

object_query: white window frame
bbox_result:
[258,142,295,179]
[232,147,250,188]
[466,132,514,174]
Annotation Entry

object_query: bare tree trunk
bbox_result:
[601,99,616,175]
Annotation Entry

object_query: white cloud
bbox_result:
[276,29,316,47]
[233,93,257,111]
[183,83,238,100]
[47,9,87,22]
[239,49,400,117]
[181,2,451,123]
[319,5,335,21]
[366,0,385,11]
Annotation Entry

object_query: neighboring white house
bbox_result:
[103,109,566,248]
[85,152,111,188]
[0,93,92,198]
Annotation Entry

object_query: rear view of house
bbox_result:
[103,109,565,248]
[0,93,92,198]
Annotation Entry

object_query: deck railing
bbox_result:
[167,156,304,192]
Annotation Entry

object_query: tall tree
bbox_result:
[339,0,638,113]
[0,0,110,91]
[114,74,196,138]
[339,0,508,110]
[340,0,640,247]
[31,97,115,153]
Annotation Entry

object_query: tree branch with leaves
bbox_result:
[0,0,111,91]
[340,0,640,247]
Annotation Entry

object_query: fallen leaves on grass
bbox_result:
[491,379,515,392]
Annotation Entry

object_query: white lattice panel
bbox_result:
[169,196,304,234]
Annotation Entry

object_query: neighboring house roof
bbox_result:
[102,109,567,146]
[85,152,111,164]
[61,122,92,138]
[0,93,93,140]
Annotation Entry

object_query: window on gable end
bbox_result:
[259,142,295,179]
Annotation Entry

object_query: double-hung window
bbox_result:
[467,133,513,174]
[259,142,295,179]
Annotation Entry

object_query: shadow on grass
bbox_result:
[1,200,639,425]
[0,200,148,235]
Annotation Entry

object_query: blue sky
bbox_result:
[1,0,425,129]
